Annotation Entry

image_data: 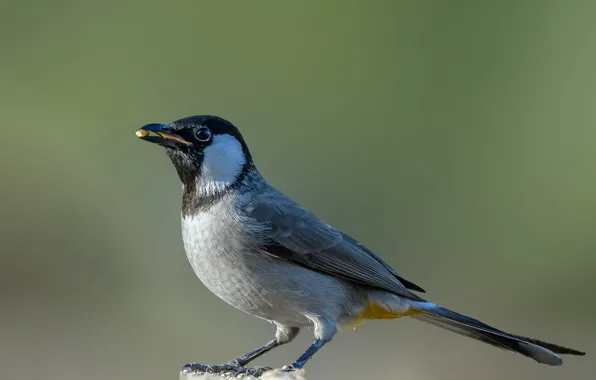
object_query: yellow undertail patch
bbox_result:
[351,301,423,330]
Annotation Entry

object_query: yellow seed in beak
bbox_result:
[136,130,149,138]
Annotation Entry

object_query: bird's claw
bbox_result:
[181,363,272,377]
[281,364,296,372]
[181,363,236,374]
[235,366,272,377]
[181,363,204,374]
[226,360,242,367]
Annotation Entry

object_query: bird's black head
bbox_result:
[136,115,255,200]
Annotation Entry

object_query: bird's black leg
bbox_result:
[227,338,280,367]
[181,341,277,377]
[181,326,299,377]
[283,338,329,370]
[180,340,279,377]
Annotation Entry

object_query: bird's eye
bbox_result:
[194,127,212,142]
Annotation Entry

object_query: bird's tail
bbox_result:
[412,304,585,366]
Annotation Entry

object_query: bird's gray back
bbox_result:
[243,183,424,302]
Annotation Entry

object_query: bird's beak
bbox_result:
[136,123,192,149]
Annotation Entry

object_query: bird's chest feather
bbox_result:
[183,209,246,281]
[180,205,273,311]
[179,200,358,327]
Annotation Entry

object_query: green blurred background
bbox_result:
[1,1,594,379]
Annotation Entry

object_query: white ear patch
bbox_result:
[197,134,246,194]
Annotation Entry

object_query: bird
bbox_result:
[136,115,585,377]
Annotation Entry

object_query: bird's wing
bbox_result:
[245,191,425,301]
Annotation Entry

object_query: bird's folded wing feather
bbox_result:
[244,191,425,301]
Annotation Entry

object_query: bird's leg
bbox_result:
[282,338,329,371]
[227,338,279,367]
[181,341,277,377]
[181,326,299,377]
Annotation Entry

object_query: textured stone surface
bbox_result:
[180,368,307,380]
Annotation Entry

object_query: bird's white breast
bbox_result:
[181,198,246,281]
[179,195,363,328]
[180,198,275,317]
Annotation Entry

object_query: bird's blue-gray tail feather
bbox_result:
[413,304,585,366]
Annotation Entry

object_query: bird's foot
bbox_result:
[181,362,272,377]
[181,362,236,374]
[234,366,273,377]
[281,364,297,372]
